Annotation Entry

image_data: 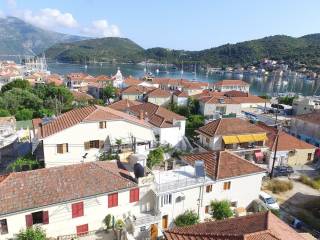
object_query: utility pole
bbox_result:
[270,128,281,179]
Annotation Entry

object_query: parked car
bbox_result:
[273,165,294,177]
[259,191,280,210]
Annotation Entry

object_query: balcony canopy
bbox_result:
[222,133,267,144]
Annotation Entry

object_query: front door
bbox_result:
[150,223,158,240]
[162,215,168,229]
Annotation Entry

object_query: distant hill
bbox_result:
[45,34,320,66]
[0,17,87,55]
[45,37,145,63]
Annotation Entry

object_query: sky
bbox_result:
[1,0,320,50]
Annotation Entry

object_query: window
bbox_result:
[161,194,172,207]
[206,185,212,193]
[0,219,8,235]
[108,193,118,208]
[223,181,231,190]
[84,140,103,150]
[25,211,49,227]
[307,153,312,161]
[231,201,238,207]
[72,202,84,218]
[130,188,140,203]
[57,143,68,154]
[76,224,88,236]
[205,205,210,214]
[99,121,107,129]
[206,138,210,143]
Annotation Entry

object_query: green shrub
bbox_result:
[175,210,199,227]
[16,226,46,240]
[103,214,112,229]
[210,200,233,220]
[147,147,164,169]
[266,179,293,193]
[299,175,320,190]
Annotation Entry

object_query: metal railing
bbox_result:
[155,177,205,193]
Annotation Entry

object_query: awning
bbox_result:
[222,135,239,144]
[252,133,267,142]
[237,134,255,143]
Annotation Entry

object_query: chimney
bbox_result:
[139,109,144,120]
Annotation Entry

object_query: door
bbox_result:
[162,215,168,229]
[150,223,158,240]
[76,224,88,236]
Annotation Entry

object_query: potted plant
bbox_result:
[114,219,125,240]
[103,214,112,232]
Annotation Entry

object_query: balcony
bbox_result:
[131,211,161,227]
[153,165,207,194]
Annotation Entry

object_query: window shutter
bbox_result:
[99,121,103,128]
[57,144,63,154]
[114,193,118,207]
[65,143,69,153]
[72,202,84,218]
[135,188,139,201]
[25,214,33,227]
[84,142,90,150]
[42,211,49,224]
[108,194,112,208]
[76,224,88,236]
[99,140,104,149]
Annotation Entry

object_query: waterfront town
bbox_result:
[0,55,319,240]
[1,1,320,239]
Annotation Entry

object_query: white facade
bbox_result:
[199,102,241,117]
[113,68,124,88]
[147,96,171,106]
[214,84,250,93]
[173,95,188,106]
[37,120,155,168]
[154,120,186,147]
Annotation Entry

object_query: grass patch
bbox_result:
[299,175,320,190]
[266,179,293,193]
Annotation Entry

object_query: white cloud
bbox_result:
[6,0,16,8]
[14,8,78,29]
[81,19,120,37]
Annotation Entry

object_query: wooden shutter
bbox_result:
[25,214,33,227]
[99,140,104,149]
[206,185,212,193]
[57,144,63,154]
[99,121,104,129]
[130,188,139,203]
[108,193,118,208]
[99,121,106,129]
[84,142,90,150]
[76,224,88,236]
[72,202,84,218]
[205,205,210,214]
[42,211,49,224]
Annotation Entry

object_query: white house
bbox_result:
[0,117,18,159]
[195,118,268,162]
[127,102,186,147]
[0,161,146,239]
[66,72,94,92]
[146,88,172,107]
[32,105,155,168]
[212,80,250,93]
[172,90,188,106]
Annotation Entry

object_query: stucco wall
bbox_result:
[42,120,154,167]
[148,97,171,107]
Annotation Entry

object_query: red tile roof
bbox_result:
[181,151,265,180]
[121,85,155,95]
[173,90,188,97]
[257,123,315,151]
[196,118,266,137]
[38,105,151,138]
[0,162,136,215]
[124,77,143,86]
[294,111,320,125]
[152,78,208,90]
[71,90,94,101]
[164,211,305,240]
[67,72,94,81]
[147,88,172,98]
[213,80,249,86]
[108,99,142,112]
[128,102,185,128]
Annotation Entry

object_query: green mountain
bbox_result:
[45,34,320,66]
[45,37,145,63]
[0,17,87,55]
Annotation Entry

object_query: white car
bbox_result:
[259,191,280,210]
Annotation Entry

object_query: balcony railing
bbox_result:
[155,177,205,194]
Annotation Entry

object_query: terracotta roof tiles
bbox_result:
[108,99,142,112]
[213,80,249,86]
[0,162,136,215]
[164,211,305,240]
[181,151,265,180]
